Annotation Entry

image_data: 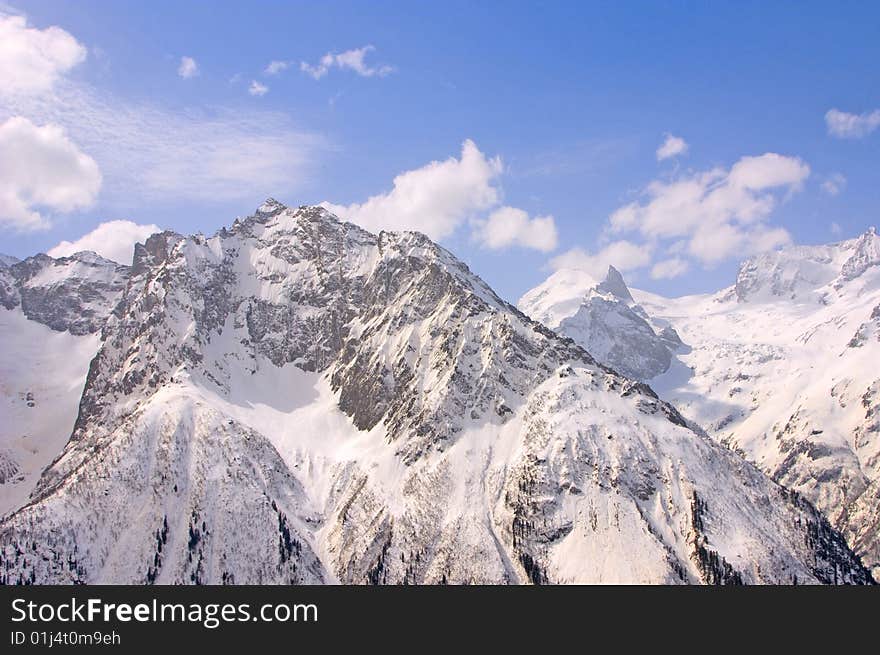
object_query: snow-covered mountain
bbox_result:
[0,202,872,584]
[520,266,682,381]
[0,252,129,517]
[520,227,880,580]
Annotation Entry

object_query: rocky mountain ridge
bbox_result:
[0,203,873,584]
[522,227,880,579]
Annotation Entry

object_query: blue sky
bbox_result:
[1,1,879,302]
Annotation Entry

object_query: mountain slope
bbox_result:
[0,203,872,584]
[0,253,129,517]
[519,266,681,380]
[522,228,880,579]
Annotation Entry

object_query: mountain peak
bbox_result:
[294,203,343,225]
[238,200,341,232]
[62,250,120,267]
[257,197,287,214]
[597,265,634,302]
[0,254,20,268]
[841,224,880,281]
[2,200,874,585]
[733,227,880,302]
[0,248,129,335]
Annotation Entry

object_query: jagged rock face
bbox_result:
[841,227,880,281]
[1,393,326,584]
[519,266,680,381]
[734,248,836,303]
[0,202,873,584]
[594,228,880,579]
[0,252,130,519]
[558,297,672,380]
[596,265,634,302]
[522,228,880,579]
[734,227,880,302]
[842,380,880,567]
[763,374,880,576]
[848,303,880,348]
[0,450,22,486]
[0,252,129,335]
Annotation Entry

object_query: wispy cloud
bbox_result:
[177,56,198,79]
[2,81,325,206]
[508,138,637,180]
[656,133,688,161]
[301,45,394,80]
[650,257,689,280]
[821,172,847,196]
[825,108,880,139]
[248,80,269,96]
[264,60,290,75]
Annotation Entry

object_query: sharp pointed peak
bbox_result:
[597,265,634,302]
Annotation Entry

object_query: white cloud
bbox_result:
[264,60,290,75]
[0,116,101,231]
[301,45,394,80]
[0,13,86,96]
[821,172,847,196]
[248,80,268,96]
[322,139,502,240]
[473,206,558,252]
[177,56,198,79]
[741,225,791,255]
[2,82,322,205]
[609,152,808,264]
[48,219,160,264]
[656,134,688,161]
[830,222,842,236]
[825,108,880,139]
[680,223,792,264]
[727,153,808,190]
[549,240,652,278]
[650,257,689,280]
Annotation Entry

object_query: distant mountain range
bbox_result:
[521,227,880,579]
